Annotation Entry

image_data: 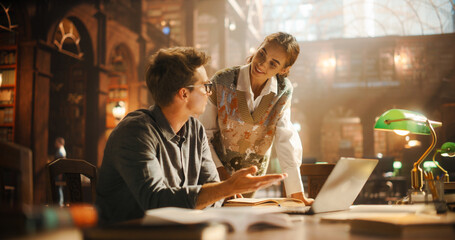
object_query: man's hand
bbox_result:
[195,166,287,209]
[225,166,287,196]
[216,167,231,181]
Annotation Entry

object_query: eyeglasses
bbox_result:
[186,82,213,94]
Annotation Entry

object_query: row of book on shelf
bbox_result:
[1,69,15,85]
[0,50,16,65]
[0,107,13,123]
[0,89,14,104]
[0,127,13,141]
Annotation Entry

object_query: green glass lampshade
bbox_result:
[440,142,455,157]
[433,142,455,182]
[374,109,442,135]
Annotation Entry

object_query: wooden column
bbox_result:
[361,113,376,158]
[33,44,52,204]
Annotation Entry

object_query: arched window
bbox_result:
[53,18,83,58]
[0,3,17,32]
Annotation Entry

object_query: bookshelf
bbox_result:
[0,44,17,142]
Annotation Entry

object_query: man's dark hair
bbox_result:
[146,47,209,107]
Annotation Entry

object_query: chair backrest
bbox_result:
[46,158,97,205]
[0,141,33,208]
[300,163,335,199]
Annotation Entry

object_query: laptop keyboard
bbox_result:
[281,206,313,215]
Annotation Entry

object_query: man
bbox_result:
[96,47,287,224]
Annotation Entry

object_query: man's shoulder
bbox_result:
[105,109,161,155]
[123,108,155,123]
[187,116,204,130]
[113,108,158,135]
[187,116,207,138]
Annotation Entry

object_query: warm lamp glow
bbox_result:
[394,53,409,67]
[229,22,236,31]
[112,101,126,120]
[441,152,455,157]
[322,57,336,68]
[393,130,410,136]
[408,140,421,147]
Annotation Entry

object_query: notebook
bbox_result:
[285,157,378,214]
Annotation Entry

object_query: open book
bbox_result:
[223,197,306,207]
[142,207,293,232]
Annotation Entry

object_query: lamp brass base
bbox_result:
[407,189,426,204]
[411,167,423,191]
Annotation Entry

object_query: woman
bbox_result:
[199,32,313,205]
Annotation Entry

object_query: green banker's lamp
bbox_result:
[432,142,455,182]
[374,109,442,192]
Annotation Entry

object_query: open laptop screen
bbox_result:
[310,158,378,214]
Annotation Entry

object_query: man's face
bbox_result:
[187,66,212,116]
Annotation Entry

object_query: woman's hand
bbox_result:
[291,192,314,206]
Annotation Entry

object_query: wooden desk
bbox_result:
[9,212,455,240]
[227,213,455,240]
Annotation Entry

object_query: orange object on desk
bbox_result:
[69,204,98,228]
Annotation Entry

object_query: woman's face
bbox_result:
[250,41,290,82]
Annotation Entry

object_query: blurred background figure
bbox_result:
[54,137,66,159]
[54,137,66,206]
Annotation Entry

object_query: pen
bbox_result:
[425,171,439,200]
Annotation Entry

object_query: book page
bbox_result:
[225,198,305,207]
[349,204,435,214]
[142,207,293,232]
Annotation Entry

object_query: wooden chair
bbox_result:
[0,141,33,208]
[300,163,335,199]
[46,158,97,205]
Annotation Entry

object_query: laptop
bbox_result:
[285,157,378,214]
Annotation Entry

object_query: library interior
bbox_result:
[1,0,455,239]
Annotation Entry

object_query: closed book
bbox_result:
[83,223,227,240]
[350,213,455,238]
